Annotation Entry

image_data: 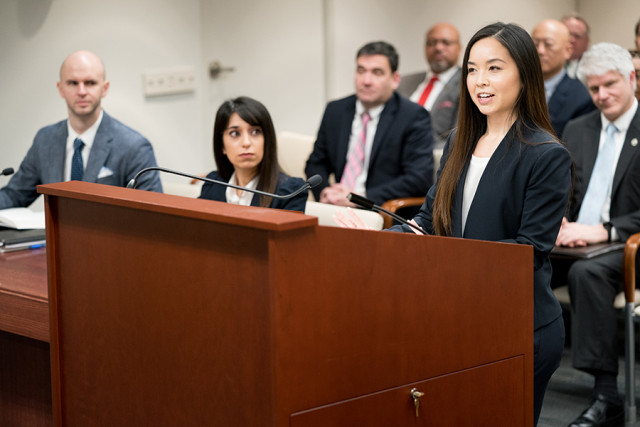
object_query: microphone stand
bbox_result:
[347,193,427,235]
[127,166,321,200]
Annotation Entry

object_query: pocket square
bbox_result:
[98,166,114,178]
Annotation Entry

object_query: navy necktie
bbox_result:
[71,138,85,181]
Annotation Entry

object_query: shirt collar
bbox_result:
[427,65,458,83]
[544,69,566,99]
[356,99,384,120]
[226,172,259,205]
[601,98,638,133]
[66,110,104,152]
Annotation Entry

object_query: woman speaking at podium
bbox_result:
[199,96,308,212]
[338,23,572,426]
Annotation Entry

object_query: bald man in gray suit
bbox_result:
[397,22,462,148]
[0,50,161,209]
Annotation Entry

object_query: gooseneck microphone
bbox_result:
[127,166,322,200]
[1,168,14,176]
[347,193,427,235]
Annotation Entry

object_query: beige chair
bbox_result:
[163,178,203,198]
[305,201,384,230]
[277,131,315,179]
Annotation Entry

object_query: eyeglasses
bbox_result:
[426,39,458,47]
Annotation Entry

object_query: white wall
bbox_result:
[580,0,640,49]
[200,0,325,166]
[324,0,577,100]
[4,0,637,195]
[0,0,206,191]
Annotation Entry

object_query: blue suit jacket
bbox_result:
[198,171,307,212]
[304,92,434,205]
[394,126,572,329]
[547,74,596,138]
[0,111,162,208]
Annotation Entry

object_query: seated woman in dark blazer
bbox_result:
[199,96,307,212]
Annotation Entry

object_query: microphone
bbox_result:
[127,166,322,200]
[1,168,14,176]
[347,193,427,235]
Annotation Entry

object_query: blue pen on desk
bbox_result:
[29,243,45,249]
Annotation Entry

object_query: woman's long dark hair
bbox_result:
[213,96,281,207]
[432,22,556,236]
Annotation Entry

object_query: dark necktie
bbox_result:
[71,138,85,181]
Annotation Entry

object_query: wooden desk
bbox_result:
[0,248,52,426]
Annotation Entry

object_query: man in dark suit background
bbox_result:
[532,19,596,138]
[305,41,433,207]
[0,50,162,209]
[555,43,640,427]
[397,22,461,147]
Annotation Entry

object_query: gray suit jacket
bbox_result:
[397,67,461,147]
[0,111,162,208]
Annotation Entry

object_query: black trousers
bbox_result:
[568,251,624,375]
[534,315,565,426]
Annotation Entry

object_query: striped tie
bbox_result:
[341,111,370,190]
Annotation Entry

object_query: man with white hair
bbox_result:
[556,43,640,427]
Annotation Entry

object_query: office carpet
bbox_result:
[539,348,640,426]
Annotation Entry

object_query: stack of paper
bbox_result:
[0,208,45,230]
[0,208,46,252]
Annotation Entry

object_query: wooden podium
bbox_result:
[40,181,533,426]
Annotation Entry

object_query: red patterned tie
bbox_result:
[417,76,438,106]
[341,111,371,190]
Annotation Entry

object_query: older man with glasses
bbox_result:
[397,22,462,147]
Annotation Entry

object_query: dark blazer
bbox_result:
[198,171,307,212]
[305,92,434,205]
[547,74,596,138]
[394,126,572,329]
[0,111,162,208]
[397,68,462,147]
[564,108,640,241]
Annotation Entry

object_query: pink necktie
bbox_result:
[418,76,438,106]
[341,111,371,190]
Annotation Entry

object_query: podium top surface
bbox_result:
[38,181,317,232]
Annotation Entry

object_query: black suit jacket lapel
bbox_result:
[336,98,356,176]
[547,75,569,120]
[369,94,399,165]
[579,117,602,182]
[612,110,640,196]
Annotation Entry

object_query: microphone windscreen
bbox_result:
[1,167,14,176]
[348,193,375,210]
[307,174,322,188]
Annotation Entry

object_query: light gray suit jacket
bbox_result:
[0,111,162,208]
[397,67,461,147]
